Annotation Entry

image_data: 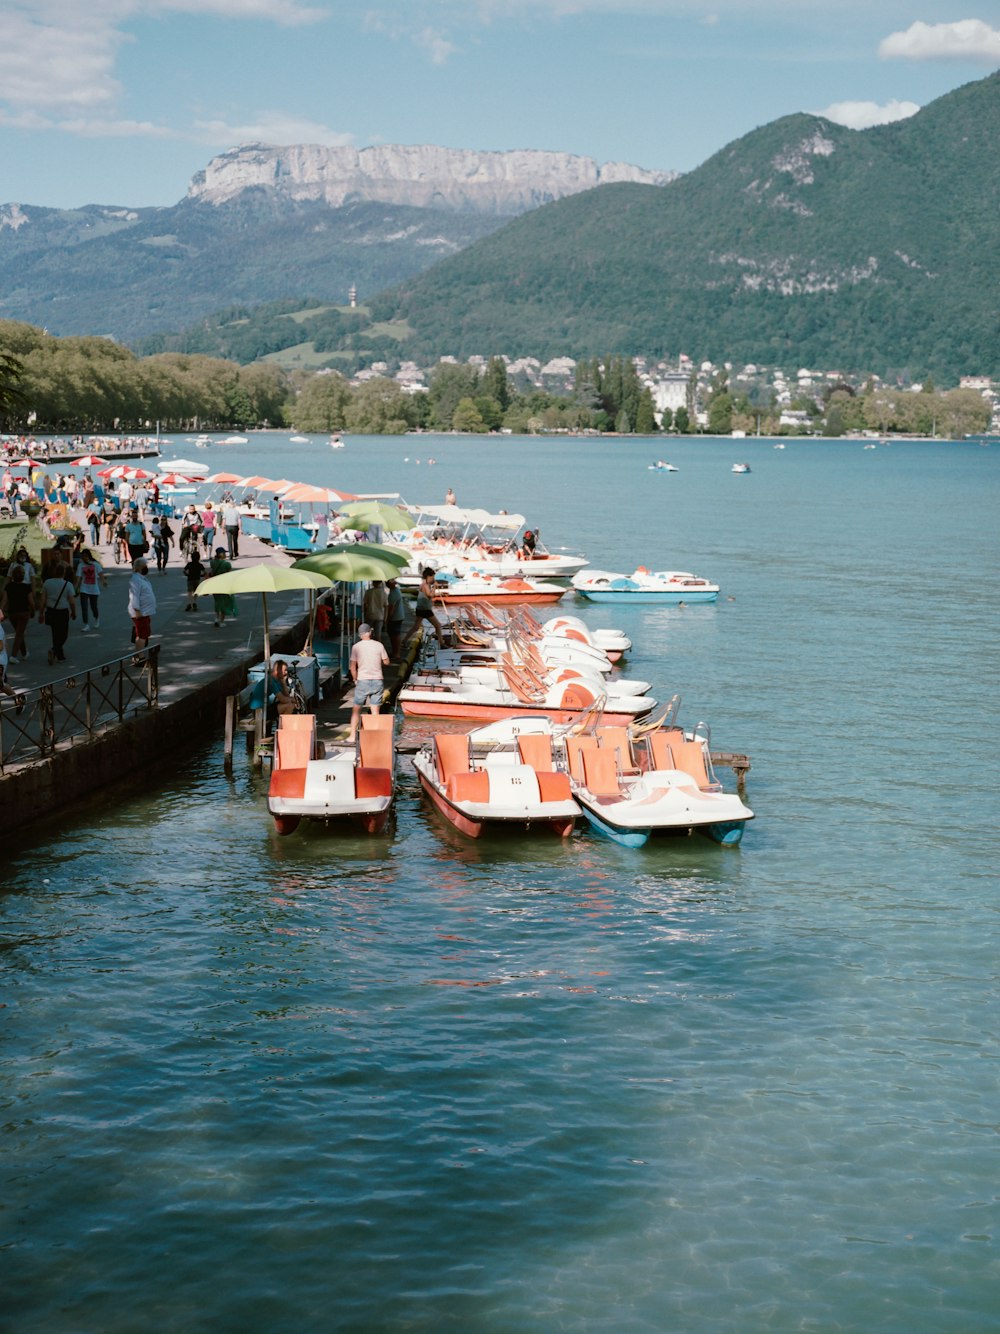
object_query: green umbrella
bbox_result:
[337,500,416,532]
[195,561,333,659]
[293,544,409,582]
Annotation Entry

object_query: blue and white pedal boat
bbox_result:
[572,568,719,604]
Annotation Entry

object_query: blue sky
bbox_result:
[1,2,998,209]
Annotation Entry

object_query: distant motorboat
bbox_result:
[289,434,310,444]
[773,443,785,450]
[219,435,248,445]
[329,435,345,449]
[649,460,678,471]
[732,462,751,473]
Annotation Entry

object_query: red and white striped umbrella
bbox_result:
[73,454,108,466]
[283,483,358,504]
[157,473,201,486]
[99,464,155,480]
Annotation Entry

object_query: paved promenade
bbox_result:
[6,531,310,701]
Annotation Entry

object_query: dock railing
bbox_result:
[0,645,160,772]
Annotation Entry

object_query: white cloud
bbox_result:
[192,114,354,146]
[879,19,1000,65]
[414,27,459,64]
[0,0,326,125]
[818,98,921,130]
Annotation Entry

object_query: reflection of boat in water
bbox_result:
[572,568,719,604]
[268,713,395,836]
[413,728,578,839]
[732,462,751,473]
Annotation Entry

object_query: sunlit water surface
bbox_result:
[3,435,998,1332]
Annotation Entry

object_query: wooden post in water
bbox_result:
[223,695,237,770]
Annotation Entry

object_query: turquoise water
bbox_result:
[3,435,999,1332]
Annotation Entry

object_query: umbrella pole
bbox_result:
[263,592,271,663]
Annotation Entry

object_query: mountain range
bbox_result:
[3,72,998,380]
[371,71,999,379]
[0,146,675,343]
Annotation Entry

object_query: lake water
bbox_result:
[3,434,998,1332]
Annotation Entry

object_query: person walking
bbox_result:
[153,515,174,571]
[208,547,235,627]
[183,548,205,611]
[0,564,35,660]
[200,502,218,553]
[362,580,388,647]
[404,568,445,648]
[37,561,77,665]
[222,499,241,558]
[128,559,156,656]
[74,549,107,631]
[385,578,405,659]
[348,623,390,743]
[124,509,148,564]
[85,499,102,546]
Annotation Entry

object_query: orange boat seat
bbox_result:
[435,732,472,783]
[565,733,598,781]
[581,747,622,797]
[516,732,555,772]
[446,771,491,804]
[536,771,573,803]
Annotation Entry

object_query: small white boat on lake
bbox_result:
[732,462,751,473]
[572,568,719,604]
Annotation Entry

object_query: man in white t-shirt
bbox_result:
[348,623,389,742]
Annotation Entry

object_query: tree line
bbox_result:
[0,320,990,438]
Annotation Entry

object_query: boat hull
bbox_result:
[577,588,718,604]
[437,589,566,605]
[400,696,642,727]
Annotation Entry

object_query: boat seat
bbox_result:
[536,771,573,804]
[597,726,638,772]
[646,727,685,772]
[671,739,721,791]
[581,747,623,798]
[435,732,472,784]
[275,723,316,771]
[359,726,393,773]
[446,771,490,804]
[361,712,394,731]
[269,768,307,799]
[565,733,598,781]
[516,732,555,772]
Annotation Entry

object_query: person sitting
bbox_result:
[248,659,299,720]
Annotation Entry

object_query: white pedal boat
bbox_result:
[267,713,395,836]
[413,730,578,839]
[399,666,656,728]
[572,569,719,604]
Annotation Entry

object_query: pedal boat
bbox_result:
[433,573,568,606]
[267,713,395,836]
[399,655,656,727]
[572,568,719,604]
[413,730,578,839]
[567,723,753,847]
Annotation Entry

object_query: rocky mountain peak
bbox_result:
[187,143,679,215]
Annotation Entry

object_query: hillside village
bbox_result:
[350,352,1000,437]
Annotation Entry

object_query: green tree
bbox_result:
[659,405,674,431]
[293,372,352,431]
[452,397,488,432]
[484,357,510,412]
[634,389,657,434]
[345,377,410,434]
[428,362,481,430]
[674,406,691,433]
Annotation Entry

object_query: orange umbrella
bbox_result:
[238,475,275,489]
[257,478,296,494]
[282,483,357,504]
[206,471,246,484]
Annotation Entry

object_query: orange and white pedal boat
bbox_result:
[413,728,578,839]
[432,573,568,606]
[267,712,396,836]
